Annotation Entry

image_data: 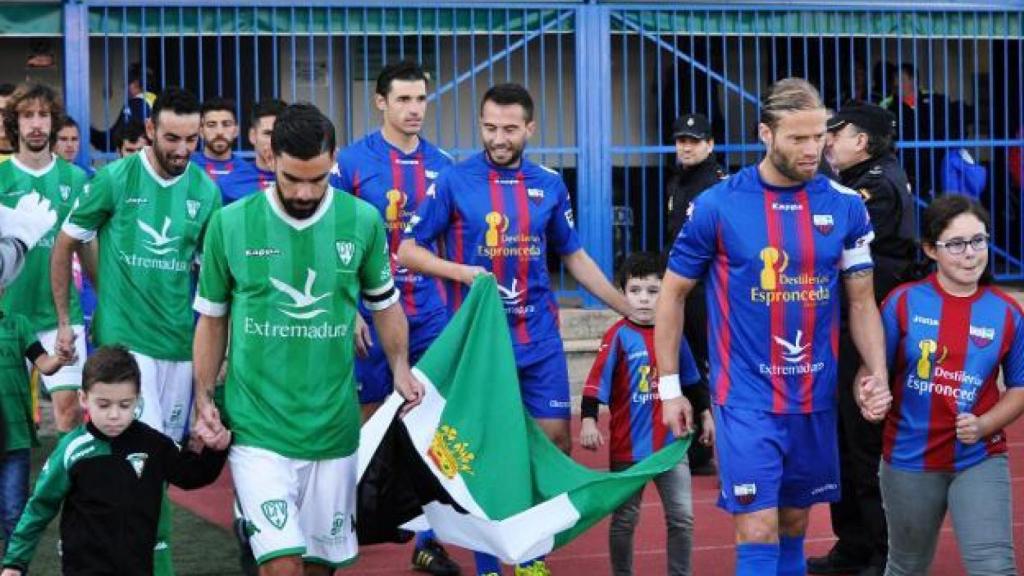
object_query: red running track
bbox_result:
[173,418,1024,575]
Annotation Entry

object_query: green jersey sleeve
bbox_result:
[359,210,399,312]
[2,437,72,570]
[64,167,115,242]
[194,209,231,317]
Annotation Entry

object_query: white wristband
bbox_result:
[659,374,682,400]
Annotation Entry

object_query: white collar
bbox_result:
[264,185,334,231]
[140,147,186,188]
[10,153,57,178]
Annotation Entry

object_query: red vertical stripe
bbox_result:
[388,151,418,315]
[609,344,634,463]
[795,190,817,413]
[713,231,732,405]
[351,170,361,197]
[883,291,909,462]
[924,297,970,471]
[512,173,532,344]
[983,307,1017,457]
[451,208,465,312]
[645,327,668,452]
[487,171,509,329]
[764,192,787,413]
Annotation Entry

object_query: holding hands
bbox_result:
[856,372,892,423]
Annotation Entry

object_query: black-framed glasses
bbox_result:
[934,233,989,255]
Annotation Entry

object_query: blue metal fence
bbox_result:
[61,2,1024,295]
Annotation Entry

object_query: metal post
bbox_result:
[63,1,92,167]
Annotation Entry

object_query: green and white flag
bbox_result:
[357,275,688,564]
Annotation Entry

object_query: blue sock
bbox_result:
[736,542,780,576]
[473,551,501,575]
[415,529,435,549]
[777,535,806,576]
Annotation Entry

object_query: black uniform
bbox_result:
[2,420,227,575]
[828,152,915,572]
[665,156,726,248]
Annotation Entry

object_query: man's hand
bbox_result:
[456,265,489,286]
[698,409,715,447]
[579,417,604,451]
[55,324,77,360]
[354,315,372,358]
[856,373,892,422]
[394,365,425,415]
[0,192,57,249]
[2,567,23,576]
[194,396,225,439]
[661,396,694,438]
[956,413,987,445]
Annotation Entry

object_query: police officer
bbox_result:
[809,102,916,576]
[664,113,723,474]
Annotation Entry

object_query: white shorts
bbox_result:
[230,445,358,568]
[130,351,193,442]
[34,325,87,393]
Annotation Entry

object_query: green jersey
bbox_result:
[0,156,86,333]
[64,151,221,360]
[0,313,39,452]
[195,187,397,459]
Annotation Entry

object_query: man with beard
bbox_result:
[51,86,220,576]
[192,103,420,576]
[218,99,286,204]
[655,78,891,576]
[399,83,630,576]
[0,83,89,434]
[330,61,459,576]
[52,117,93,176]
[192,97,245,187]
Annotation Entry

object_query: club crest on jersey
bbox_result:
[126,453,148,479]
[59,184,72,201]
[336,241,355,266]
[527,187,545,205]
[969,325,995,348]
[812,214,834,235]
[186,199,201,219]
[733,483,757,506]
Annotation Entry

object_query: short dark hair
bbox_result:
[57,116,80,132]
[480,83,534,123]
[921,195,993,285]
[0,84,15,98]
[849,124,894,158]
[271,103,336,160]
[618,251,666,289]
[201,96,237,120]
[3,83,65,151]
[115,121,148,149]
[251,98,287,127]
[375,61,429,97]
[898,62,916,81]
[83,345,141,392]
[128,62,156,91]
[151,86,200,126]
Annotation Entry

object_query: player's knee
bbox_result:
[778,507,809,537]
[734,509,779,544]
[258,555,303,576]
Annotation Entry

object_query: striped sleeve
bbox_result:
[583,324,622,405]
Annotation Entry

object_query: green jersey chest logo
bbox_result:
[186,199,201,219]
[59,184,72,201]
[138,217,180,255]
[269,268,329,320]
[261,499,288,530]
[126,452,148,479]
[336,241,355,266]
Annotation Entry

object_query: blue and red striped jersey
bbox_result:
[668,165,875,414]
[331,131,452,323]
[881,275,1024,472]
[216,159,274,205]
[191,152,246,183]
[405,152,581,344]
[583,318,702,464]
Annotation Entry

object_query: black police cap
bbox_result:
[827,103,896,139]
[672,113,712,140]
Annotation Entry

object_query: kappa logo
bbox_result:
[186,199,201,219]
[733,483,757,506]
[261,499,289,530]
[59,184,72,201]
[773,330,809,363]
[336,241,355,266]
[138,217,180,256]
[126,453,148,479]
[269,268,330,320]
[496,278,526,305]
[813,213,834,235]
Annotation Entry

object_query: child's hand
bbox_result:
[698,410,715,447]
[192,418,233,452]
[579,418,604,451]
[2,568,23,576]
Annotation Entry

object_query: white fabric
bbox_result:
[129,351,193,441]
[34,325,86,391]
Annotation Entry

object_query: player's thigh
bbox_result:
[157,359,192,441]
[513,338,571,420]
[129,351,163,431]
[230,446,307,565]
[36,325,86,394]
[712,405,785,515]
[296,452,358,569]
[779,410,840,511]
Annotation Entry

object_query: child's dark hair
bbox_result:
[915,194,993,284]
[82,346,141,393]
[618,251,666,289]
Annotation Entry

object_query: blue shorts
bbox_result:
[714,405,840,514]
[356,310,446,404]
[513,337,570,420]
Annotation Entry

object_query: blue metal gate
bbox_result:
[61,2,1024,292]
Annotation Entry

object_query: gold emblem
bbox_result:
[428,424,476,479]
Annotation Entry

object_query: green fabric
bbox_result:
[0,314,36,452]
[67,152,221,361]
[0,3,61,37]
[198,188,394,460]
[0,157,86,333]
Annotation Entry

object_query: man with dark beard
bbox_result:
[50,86,220,576]
[192,97,245,187]
[399,83,630,576]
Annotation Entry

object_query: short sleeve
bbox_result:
[63,168,115,242]
[193,210,231,317]
[404,174,453,246]
[360,210,399,312]
[329,151,353,192]
[582,327,621,404]
[667,193,718,280]
[1001,306,1024,388]
[546,180,582,256]
[880,287,907,373]
[840,195,875,273]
